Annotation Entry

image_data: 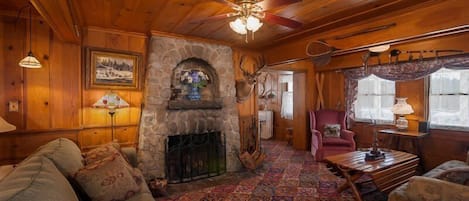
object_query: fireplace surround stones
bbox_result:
[138,35,241,179]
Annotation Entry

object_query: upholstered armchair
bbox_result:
[309,109,356,161]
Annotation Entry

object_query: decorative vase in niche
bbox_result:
[187,85,201,100]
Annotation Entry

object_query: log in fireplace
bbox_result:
[165,131,226,183]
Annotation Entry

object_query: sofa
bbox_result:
[388,152,469,201]
[0,138,154,201]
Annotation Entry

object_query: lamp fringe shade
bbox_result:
[19,51,42,68]
[19,5,42,68]
[0,116,16,133]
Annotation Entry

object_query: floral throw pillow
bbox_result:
[83,143,121,165]
[74,154,141,201]
[323,124,341,138]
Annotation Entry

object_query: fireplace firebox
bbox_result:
[165,131,226,183]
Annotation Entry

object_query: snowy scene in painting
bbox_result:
[95,55,134,84]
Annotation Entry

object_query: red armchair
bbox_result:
[309,110,356,161]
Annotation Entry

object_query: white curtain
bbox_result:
[281,91,293,120]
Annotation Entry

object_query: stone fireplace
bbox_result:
[138,35,241,179]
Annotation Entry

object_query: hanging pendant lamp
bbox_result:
[19,5,41,68]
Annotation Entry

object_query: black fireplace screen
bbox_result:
[165,131,226,183]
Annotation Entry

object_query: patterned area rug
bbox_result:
[157,140,365,201]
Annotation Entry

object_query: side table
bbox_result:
[378,129,428,172]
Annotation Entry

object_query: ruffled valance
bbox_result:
[343,54,469,126]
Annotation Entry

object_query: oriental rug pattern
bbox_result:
[158,140,360,201]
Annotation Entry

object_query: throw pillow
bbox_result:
[83,143,121,165]
[74,154,141,201]
[436,167,469,186]
[323,124,341,138]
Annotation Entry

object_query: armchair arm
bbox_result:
[340,129,355,142]
[405,176,469,201]
[311,129,323,153]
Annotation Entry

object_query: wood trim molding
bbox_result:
[0,124,138,135]
[30,0,80,43]
[86,26,148,38]
[150,30,232,47]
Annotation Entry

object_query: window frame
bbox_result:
[428,68,469,131]
[354,74,396,124]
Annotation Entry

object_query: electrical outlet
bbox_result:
[8,101,18,112]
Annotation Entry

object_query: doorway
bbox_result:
[257,71,295,143]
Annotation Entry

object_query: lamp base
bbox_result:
[395,116,408,130]
[365,150,385,161]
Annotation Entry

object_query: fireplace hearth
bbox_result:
[166,131,226,183]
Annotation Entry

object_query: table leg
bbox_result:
[413,138,425,174]
[337,167,364,201]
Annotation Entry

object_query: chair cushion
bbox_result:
[0,156,79,201]
[323,124,341,138]
[323,137,353,146]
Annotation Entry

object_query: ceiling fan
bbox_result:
[195,0,303,41]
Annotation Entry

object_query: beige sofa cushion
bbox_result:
[406,176,469,201]
[31,138,84,176]
[0,156,78,201]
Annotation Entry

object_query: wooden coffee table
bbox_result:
[324,150,418,201]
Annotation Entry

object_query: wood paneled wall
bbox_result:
[80,27,147,150]
[0,16,81,164]
[232,48,259,118]
[0,16,147,163]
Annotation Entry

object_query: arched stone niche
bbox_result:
[168,57,222,109]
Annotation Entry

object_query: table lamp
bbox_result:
[93,91,129,142]
[391,97,414,130]
[0,116,16,133]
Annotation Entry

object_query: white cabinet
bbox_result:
[258,110,273,140]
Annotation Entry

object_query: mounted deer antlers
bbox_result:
[236,54,266,103]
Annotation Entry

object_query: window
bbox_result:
[429,68,469,130]
[280,74,293,120]
[354,74,395,122]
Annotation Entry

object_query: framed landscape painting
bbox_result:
[85,47,142,90]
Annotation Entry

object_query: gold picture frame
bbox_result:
[85,47,142,90]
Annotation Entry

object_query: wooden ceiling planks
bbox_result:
[0,0,441,49]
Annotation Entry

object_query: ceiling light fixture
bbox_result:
[229,1,264,42]
[369,44,391,53]
[19,5,42,68]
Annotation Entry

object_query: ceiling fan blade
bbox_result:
[190,13,236,24]
[263,13,302,29]
[212,0,240,9]
[256,0,302,10]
